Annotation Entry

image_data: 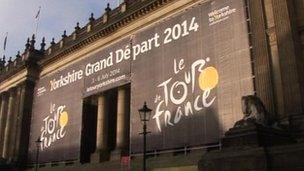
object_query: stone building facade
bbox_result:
[0,0,303,170]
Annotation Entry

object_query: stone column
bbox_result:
[115,87,128,150]
[13,84,26,160]
[271,0,304,117]
[111,86,130,160]
[96,94,107,151]
[0,92,8,156]
[249,0,275,115]
[0,96,2,148]
[3,88,16,159]
[0,96,2,122]
[15,80,35,164]
[91,94,109,163]
[9,86,22,159]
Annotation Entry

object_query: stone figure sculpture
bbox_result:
[234,95,275,127]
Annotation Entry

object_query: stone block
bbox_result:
[223,124,293,148]
[90,151,109,163]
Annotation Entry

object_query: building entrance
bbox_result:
[80,84,130,163]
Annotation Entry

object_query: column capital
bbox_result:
[18,79,35,90]
[8,87,17,94]
[0,91,9,98]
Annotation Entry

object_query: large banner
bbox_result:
[28,65,84,162]
[130,0,253,152]
[28,0,253,162]
[28,38,131,162]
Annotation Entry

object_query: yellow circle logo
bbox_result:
[199,66,219,91]
[59,111,68,127]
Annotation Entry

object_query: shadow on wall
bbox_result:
[131,106,224,154]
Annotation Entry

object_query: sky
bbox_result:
[0,0,121,60]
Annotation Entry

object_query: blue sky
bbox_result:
[0,0,120,60]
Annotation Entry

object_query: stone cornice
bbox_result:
[39,0,174,67]
[0,0,175,83]
[0,0,205,82]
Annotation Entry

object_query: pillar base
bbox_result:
[90,151,109,163]
[289,113,304,140]
[110,149,122,161]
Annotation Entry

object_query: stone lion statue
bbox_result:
[234,95,276,127]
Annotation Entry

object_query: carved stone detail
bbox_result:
[234,95,276,128]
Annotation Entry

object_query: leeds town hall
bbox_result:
[0,0,304,170]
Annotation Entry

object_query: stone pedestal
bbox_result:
[198,124,294,171]
[110,149,122,161]
[289,113,304,140]
[90,151,110,163]
[223,123,293,148]
[199,147,269,171]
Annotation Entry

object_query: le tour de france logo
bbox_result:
[153,57,219,132]
[40,103,69,150]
